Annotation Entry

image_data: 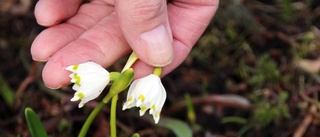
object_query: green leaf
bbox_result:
[25,107,48,137]
[157,117,192,137]
[0,73,15,108]
[185,94,196,124]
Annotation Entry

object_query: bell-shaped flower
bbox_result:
[122,74,166,124]
[66,62,110,108]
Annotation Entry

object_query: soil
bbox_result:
[0,0,320,136]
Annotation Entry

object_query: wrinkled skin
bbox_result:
[31,0,219,89]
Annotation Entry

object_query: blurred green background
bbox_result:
[1,0,320,136]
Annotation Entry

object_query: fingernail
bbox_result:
[32,57,49,62]
[140,25,173,67]
[36,19,60,27]
[45,84,62,89]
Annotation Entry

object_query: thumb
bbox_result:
[115,0,173,67]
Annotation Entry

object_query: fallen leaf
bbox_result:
[297,58,320,73]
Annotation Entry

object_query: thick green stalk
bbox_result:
[110,95,118,137]
[153,67,162,77]
[109,52,138,137]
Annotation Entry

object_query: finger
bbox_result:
[115,0,174,67]
[133,0,219,78]
[34,0,82,26]
[31,2,114,61]
[132,40,190,78]
[168,0,219,49]
[42,14,131,89]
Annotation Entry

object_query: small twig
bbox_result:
[138,128,155,136]
[300,91,320,110]
[15,62,38,109]
[169,94,251,114]
[293,105,317,137]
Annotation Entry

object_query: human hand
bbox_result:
[31,0,219,89]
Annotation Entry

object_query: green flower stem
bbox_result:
[153,67,162,77]
[122,52,138,72]
[78,101,105,137]
[110,94,118,137]
[78,90,115,137]
[109,52,138,137]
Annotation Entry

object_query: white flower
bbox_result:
[122,74,166,124]
[66,62,110,108]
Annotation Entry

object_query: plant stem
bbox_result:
[122,52,138,72]
[78,102,105,137]
[78,94,113,137]
[153,67,162,77]
[110,94,118,137]
[109,52,138,136]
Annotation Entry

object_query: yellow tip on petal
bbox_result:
[138,94,145,102]
[128,96,133,102]
[139,106,148,116]
[151,104,156,110]
[75,82,81,87]
[74,74,81,84]
[153,113,160,124]
[72,64,79,71]
[76,92,85,99]
[149,104,156,114]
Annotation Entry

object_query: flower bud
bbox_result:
[109,68,134,96]
[109,72,121,81]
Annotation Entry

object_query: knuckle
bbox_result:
[128,0,166,23]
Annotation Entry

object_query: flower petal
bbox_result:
[122,74,167,124]
[66,62,110,108]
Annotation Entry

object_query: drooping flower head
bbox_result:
[66,62,110,108]
[122,74,166,124]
